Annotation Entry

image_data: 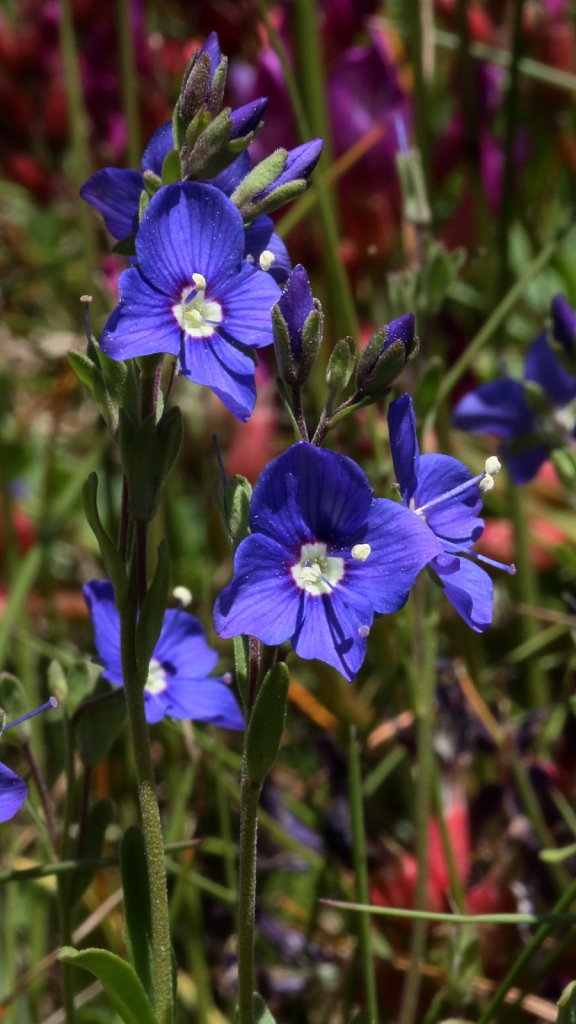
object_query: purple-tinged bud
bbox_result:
[552,294,576,356]
[355,312,418,399]
[230,98,268,139]
[272,265,323,386]
[255,140,324,201]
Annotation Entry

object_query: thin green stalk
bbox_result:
[508,484,548,706]
[290,0,358,339]
[406,0,433,185]
[496,0,526,298]
[398,583,438,1024]
[476,874,576,1024]
[236,761,261,1024]
[347,727,379,1023]
[116,0,141,168]
[120,573,174,1024]
[434,220,576,408]
[57,714,78,1024]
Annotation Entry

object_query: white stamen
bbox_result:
[291,541,344,596]
[192,273,206,290]
[479,474,495,493]
[358,625,371,638]
[351,543,371,562]
[259,249,276,271]
[145,658,168,696]
[485,456,501,476]
[173,585,193,607]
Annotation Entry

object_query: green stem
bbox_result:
[508,484,547,706]
[398,582,437,1024]
[495,0,526,299]
[57,713,78,1024]
[120,572,173,1024]
[236,760,262,1024]
[116,0,141,168]
[347,727,379,1023]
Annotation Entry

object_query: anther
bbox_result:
[259,250,276,272]
[173,586,193,607]
[351,544,371,562]
[485,456,501,476]
[2,697,58,734]
[192,273,207,290]
[479,474,495,493]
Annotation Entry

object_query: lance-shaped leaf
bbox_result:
[58,947,158,1024]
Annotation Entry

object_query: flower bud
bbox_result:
[272,265,323,386]
[355,312,418,400]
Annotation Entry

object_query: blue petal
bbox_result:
[83,580,123,684]
[154,608,218,679]
[141,121,174,175]
[249,443,374,550]
[415,453,484,550]
[291,590,370,681]
[147,678,244,730]
[388,393,419,502]
[386,312,415,349]
[452,379,534,437]
[216,261,280,349]
[0,763,27,823]
[353,499,443,613]
[430,554,493,631]
[80,168,143,239]
[230,98,268,138]
[524,333,576,408]
[244,216,291,283]
[214,534,300,643]
[502,440,550,484]
[179,330,258,421]
[200,31,221,78]
[135,183,246,297]
[100,266,181,361]
[208,152,252,196]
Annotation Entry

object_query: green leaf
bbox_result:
[558,981,576,1023]
[121,826,153,998]
[161,148,181,185]
[136,541,170,673]
[75,681,126,766]
[325,337,356,414]
[233,635,250,710]
[70,800,115,902]
[82,474,128,601]
[58,947,158,1024]
[246,663,290,786]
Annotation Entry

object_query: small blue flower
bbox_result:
[213,442,442,680]
[453,300,576,484]
[0,762,27,823]
[389,394,514,631]
[100,182,281,420]
[84,580,243,729]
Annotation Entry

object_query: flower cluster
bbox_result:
[453,296,576,483]
[84,580,243,729]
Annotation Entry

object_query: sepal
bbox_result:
[325,337,357,413]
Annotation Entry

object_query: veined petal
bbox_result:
[524,333,576,408]
[135,183,246,296]
[152,678,244,730]
[100,267,181,361]
[217,261,281,348]
[154,608,218,679]
[416,453,484,550]
[291,590,370,681]
[249,443,374,548]
[0,763,27,823]
[80,168,143,239]
[452,379,534,438]
[141,121,173,175]
[356,499,443,613]
[388,393,419,502]
[179,330,258,421]
[214,534,300,643]
[430,555,493,631]
[244,216,291,283]
[83,580,123,684]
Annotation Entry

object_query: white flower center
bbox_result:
[291,541,344,596]
[172,276,223,337]
[145,658,168,696]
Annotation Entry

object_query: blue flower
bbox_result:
[80,122,173,240]
[84,580,243,729]
[100,182,281,420]
[213,442,442,680]
[389,394,514,631]
[0,762,27,823]
[453,301,576,484]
